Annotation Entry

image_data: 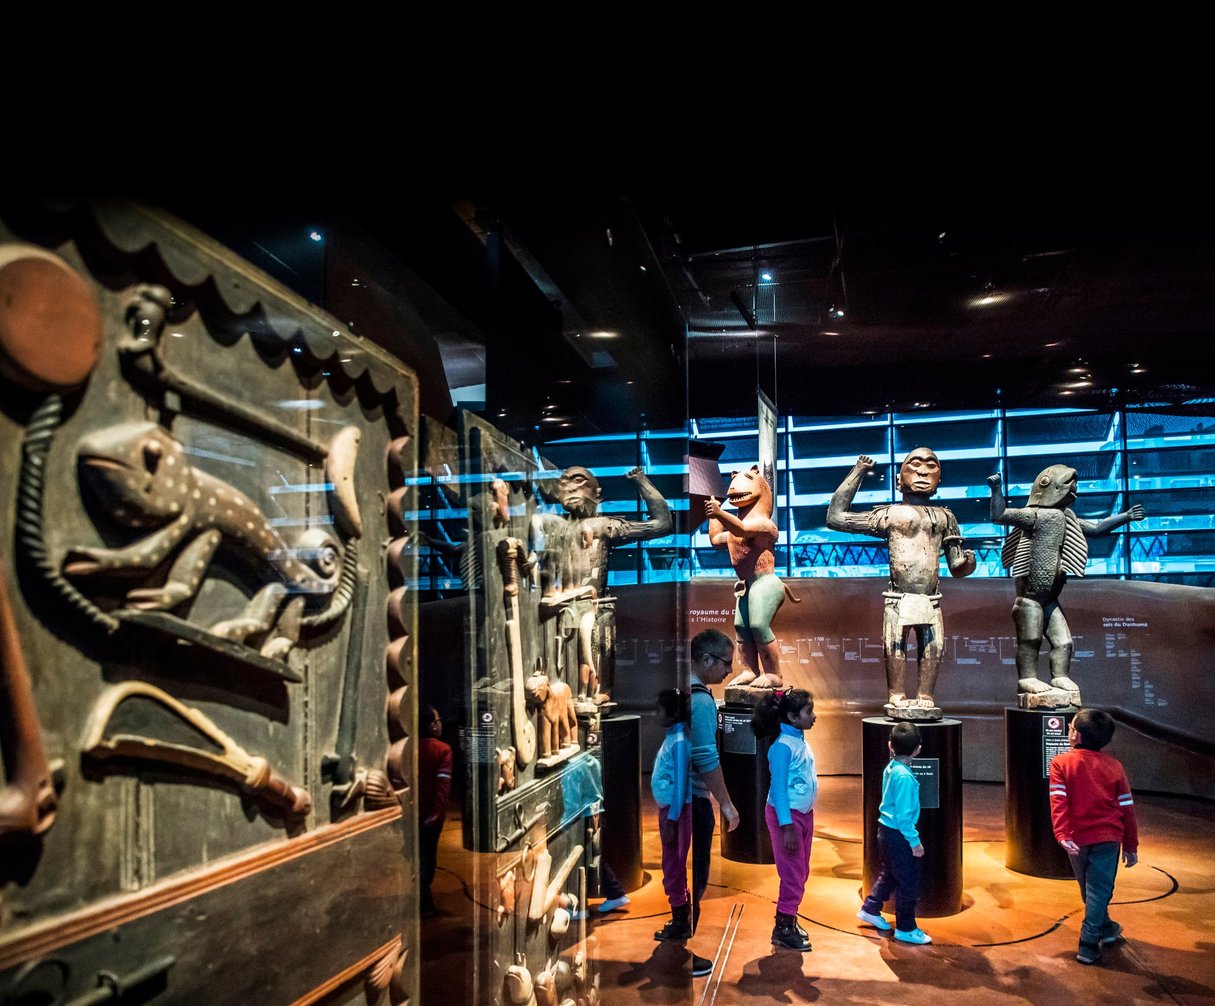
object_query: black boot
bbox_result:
[772,911,812,952]
[654,902,693,942]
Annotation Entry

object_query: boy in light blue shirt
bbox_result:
[857,722,932,944]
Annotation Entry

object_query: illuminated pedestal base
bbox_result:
[1005,706,1077,878]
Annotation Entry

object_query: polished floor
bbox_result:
[422,779,1215,1005]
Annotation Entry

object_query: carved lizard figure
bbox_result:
[63,422,341,659]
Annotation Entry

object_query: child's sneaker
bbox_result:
[1076,941,1103,965]
[597,895,630,913]
[857,909,893,932]
[1100,921,1124,946]
[690,954,713,977]
[893,928,932,945]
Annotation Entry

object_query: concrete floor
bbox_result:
[422,778,1215,1005]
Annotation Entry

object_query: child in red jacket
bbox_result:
[1049,708,1139,965]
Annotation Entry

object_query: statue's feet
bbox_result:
[727,669,757,687]
[1050,677,1082,705]
[592,693,612,704]
[749,674,783,689]
[1018,677,1054,694]
[912,696,937,709]
[888,693,909,708]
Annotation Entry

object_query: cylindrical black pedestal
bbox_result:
[600,713,643,890]
[718,702,774,864]
[862,717,963,917]
[1005,706,1077,878]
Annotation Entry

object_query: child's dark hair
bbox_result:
[889,721,921,756]
[656,688,689,725]
[751,689,814,739]
[1071,708,1115,750]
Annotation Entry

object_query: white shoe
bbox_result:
[894,928,932,945]
[597,895,630,913]
[857,909,892,932]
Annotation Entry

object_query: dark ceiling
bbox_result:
[532,194,1215,421]
[160,194,1215,436]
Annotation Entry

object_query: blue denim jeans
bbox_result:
[1068,841,1120,948]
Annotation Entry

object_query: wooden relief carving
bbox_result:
[496,536,536,768]
[0,560,58,841]
[0,244,102,392]
[63,421,347,662]
[523,670,578,767]
[82,681,311,816]
[1,202,419,1006]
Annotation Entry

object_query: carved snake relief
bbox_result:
[63,422,340,657]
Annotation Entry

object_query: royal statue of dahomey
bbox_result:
[988,466,1143,708]
[706,465,799,689]
[828,450,976,719]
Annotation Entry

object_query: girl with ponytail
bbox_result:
[751,689,818,952]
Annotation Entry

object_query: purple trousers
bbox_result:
[765,803,814,914]
[658,803,692,906]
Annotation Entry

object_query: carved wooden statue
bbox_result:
[530,465,671,707]
[828,450,976,719]
[988,467,1144,708]
[706,464,800,689]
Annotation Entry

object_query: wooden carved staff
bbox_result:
[497,537,536,768]
[0,559,58,839]
[82,681,311,816]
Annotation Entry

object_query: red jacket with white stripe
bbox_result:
[1048,748,1139,853]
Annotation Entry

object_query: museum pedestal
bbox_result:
[600,713,644,890]
[1005,706,1077,878]
[862,717,963,917]
[719,699,775,864]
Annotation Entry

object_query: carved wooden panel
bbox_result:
[0,200,418,1005]
[453,413,601,1006]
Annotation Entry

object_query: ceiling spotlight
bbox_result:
[309,231,323,242]
[1044,341,1062,348]
[829,305,846,319]
[639,265,647,272]
[821,331,841,337]
[761,272,774,282]
[588,330,618,340]
[981,353,992,359]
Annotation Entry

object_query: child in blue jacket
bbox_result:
[857,721,931,944]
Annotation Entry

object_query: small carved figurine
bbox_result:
[706,465,800,689]
[525,671,579,760]
[988,468,1144,707]
[828,451,976,718]
[497,746,518,793]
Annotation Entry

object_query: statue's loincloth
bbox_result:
[882,590,942,628]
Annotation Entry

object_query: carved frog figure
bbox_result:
[64,422,339,658]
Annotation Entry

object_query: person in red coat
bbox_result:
[1049,708,1139,965]
[419,704,452,917]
